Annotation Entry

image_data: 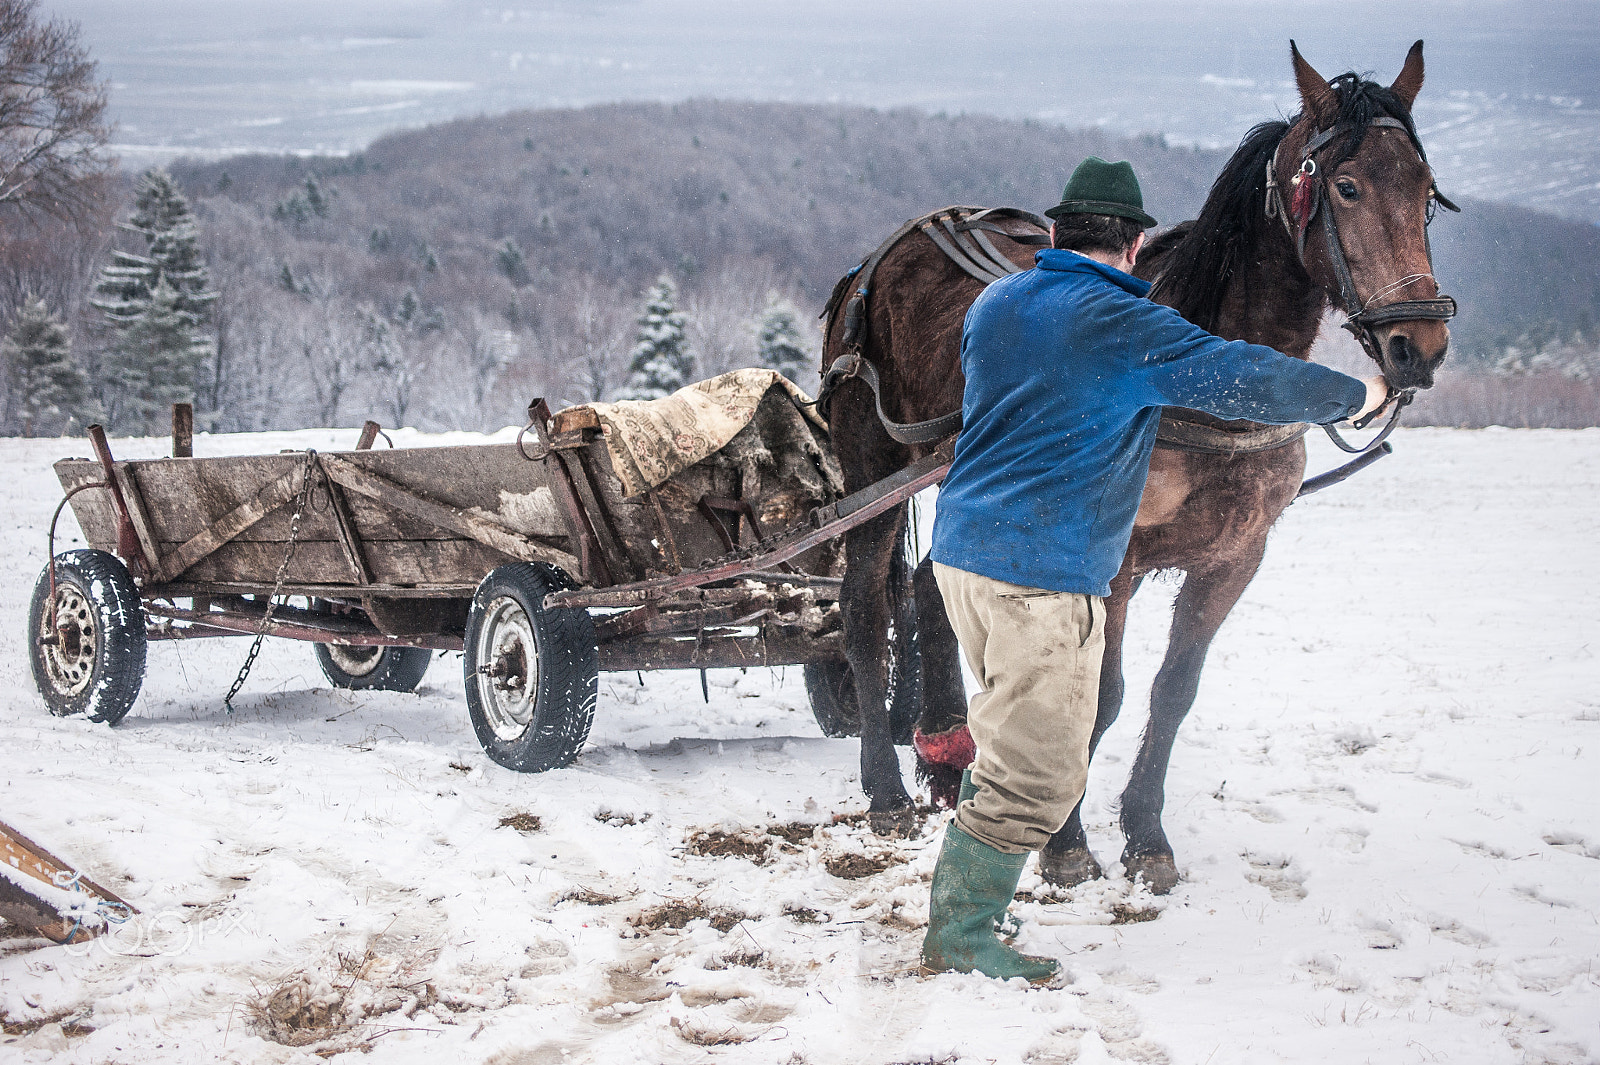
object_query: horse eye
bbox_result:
[1335,179,1360,201]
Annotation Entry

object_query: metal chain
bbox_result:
[224,450,319,712]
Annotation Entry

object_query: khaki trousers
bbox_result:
[932,562,1105,854]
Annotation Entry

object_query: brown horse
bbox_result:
[820,41,1454,881]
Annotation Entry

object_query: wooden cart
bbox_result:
[29,399,940,771]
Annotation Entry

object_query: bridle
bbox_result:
[1264,113,1460,446]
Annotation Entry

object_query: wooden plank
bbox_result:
[155,465,302,583]
[171,403,193,458]
[53,460,120,552]
[323,472,374,585]
[114,463,166,580]
[551,406,600,433]
[167,538,518,587]
[97,448,573,544]
[0,819,136,944]
[319,453,582,578]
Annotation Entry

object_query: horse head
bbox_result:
[1278,40,1456,390]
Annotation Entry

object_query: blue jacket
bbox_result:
[929,249,1366,596]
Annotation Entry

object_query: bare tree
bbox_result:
[527,273,629,406]
[0,0,111,218]
[684,258,794,379]
[297,300,363,428]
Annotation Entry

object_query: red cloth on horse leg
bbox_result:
[914,724,976,769]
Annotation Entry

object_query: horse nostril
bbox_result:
[1387,335,1416,367]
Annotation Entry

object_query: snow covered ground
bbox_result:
[1,426,1596,1065]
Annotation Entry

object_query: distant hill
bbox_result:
[176,100,1598,369]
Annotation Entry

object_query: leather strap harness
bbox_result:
[816,206,1049,445]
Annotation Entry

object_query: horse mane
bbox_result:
[1148,72,1421,333]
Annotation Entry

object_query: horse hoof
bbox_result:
[867,807,921,837]
[1038,848,1103,887]
[1124,854,1180,895]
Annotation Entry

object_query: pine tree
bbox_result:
[302,174,329,218]
[616,274,695,400]
[88,168,218,432]
[107,281,212,434]
[497,238,530,286]
[3,297,88,437]
[756,298,813,388]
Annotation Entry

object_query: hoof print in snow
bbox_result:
[1110,903,1162,925]
[686,829,771,864]
[632,901,747,933]
[824,852,902,879]
[1543,830,1600,859]
[595,809,649,827]
[1243,854,1306,901]
[767,821,821,845]
[559,887,623,906]
[864,807,923,837]
[782,905,826,923]
[497,812,542,833]
[672,1013,753,1046]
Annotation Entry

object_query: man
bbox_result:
[921,157,1389,982]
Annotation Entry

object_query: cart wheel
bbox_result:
[27,550,147,725]
[804,593,920,744]
[314,643,432,693]
[463,562,597,772]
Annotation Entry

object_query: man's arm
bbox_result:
[1122,297,1385,425]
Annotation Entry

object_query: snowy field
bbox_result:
[1,426,1596,1065]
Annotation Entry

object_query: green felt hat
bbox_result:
[1044,156,1158,229]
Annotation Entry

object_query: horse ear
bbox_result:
[1290,40,1337,128]
[1390,40,1425,110]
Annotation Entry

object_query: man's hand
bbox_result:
[1349,375,1392,423]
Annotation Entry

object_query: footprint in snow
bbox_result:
[1542,829,1600,859]
[1426,914,1493,947]
[1073,991,1171,1064]
[1243,852,1307,902]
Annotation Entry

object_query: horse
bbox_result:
[817,41,1456,884]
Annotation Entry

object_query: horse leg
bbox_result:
[1120,544,1267,894]
[910,554,973,808]
[842,504,917,834]
[1039,568,1140,887]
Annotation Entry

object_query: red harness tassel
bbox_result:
[1289,172,1317,228]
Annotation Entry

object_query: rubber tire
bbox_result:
[804,587,921,745]
[27,549,147,725]
[463,562,597,772]
[314,643,433,692]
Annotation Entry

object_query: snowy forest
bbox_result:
[2,23,1599,436]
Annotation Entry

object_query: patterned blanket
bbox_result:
[565,369,829,499]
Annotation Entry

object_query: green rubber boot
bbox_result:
[922,823,1059,982]
[955,770,1024,940]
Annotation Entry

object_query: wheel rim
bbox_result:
[41,584,96,697]
[475,595,540,741]
[326,644,384,676]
